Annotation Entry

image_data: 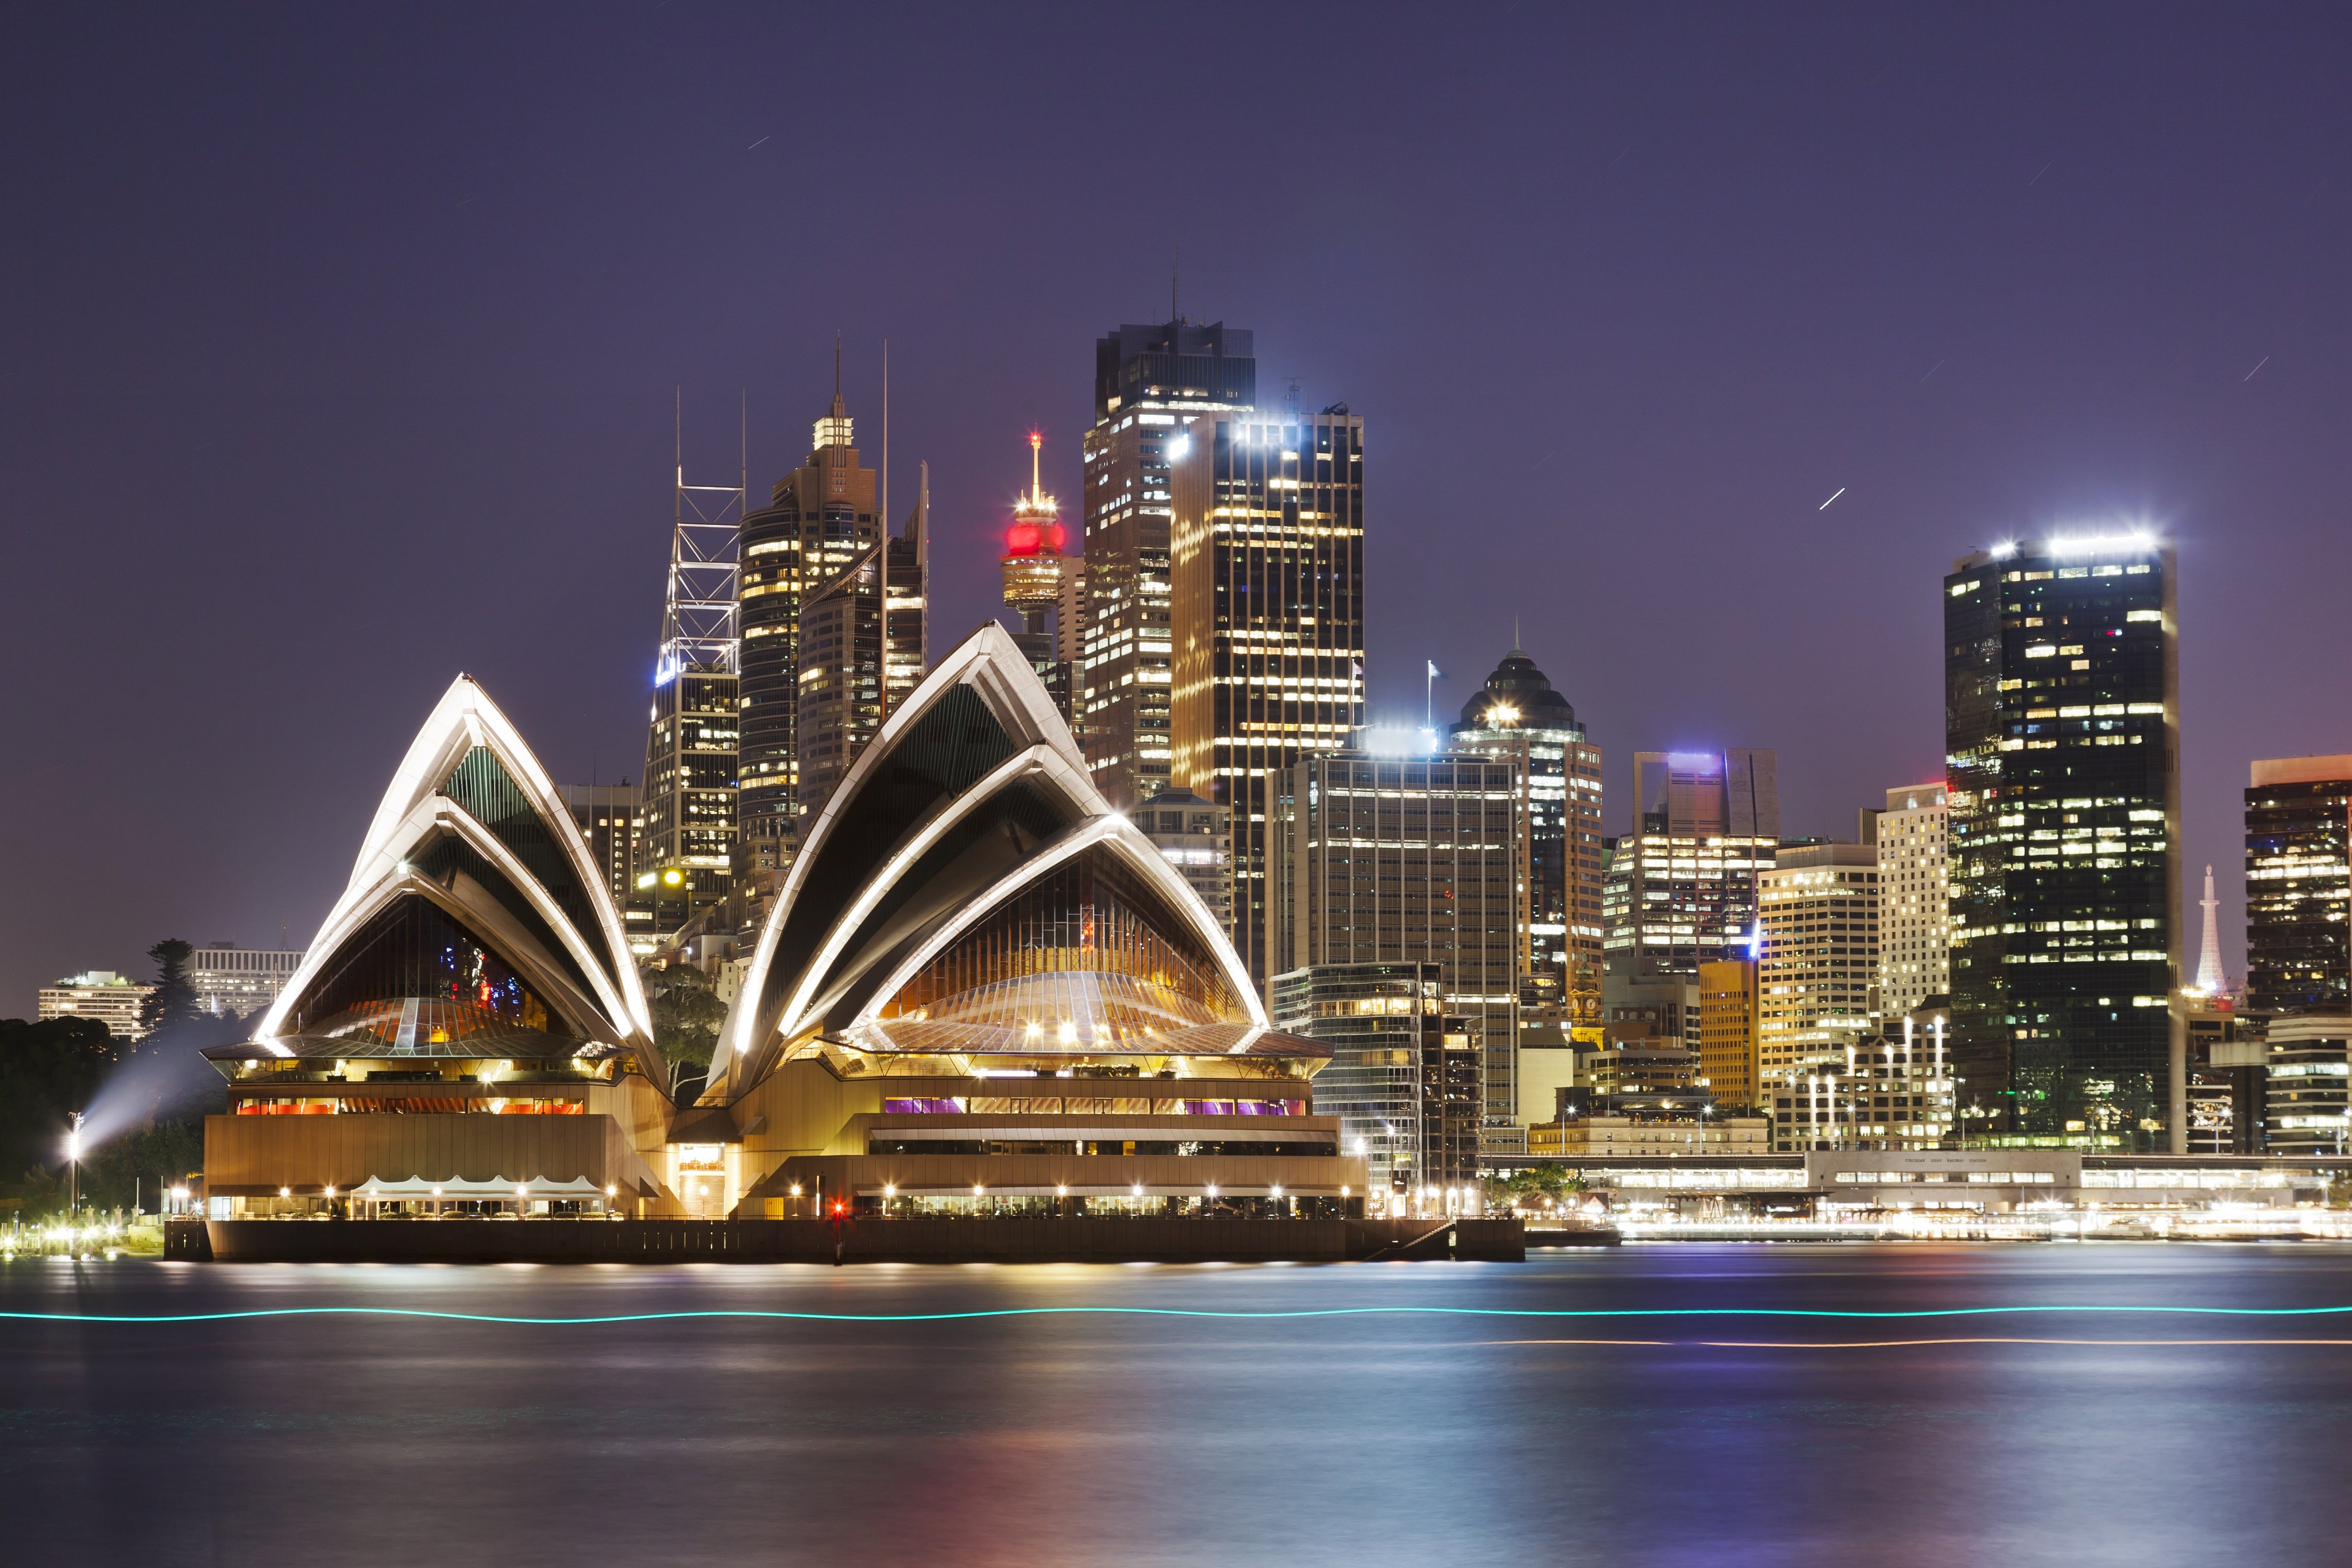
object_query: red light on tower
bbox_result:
[1002,431,1070,626]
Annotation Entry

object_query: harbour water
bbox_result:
[4,1243,2347,1565]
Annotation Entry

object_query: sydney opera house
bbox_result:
[202,626,1368,1230]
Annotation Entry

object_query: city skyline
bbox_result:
[7,9,2351,1014]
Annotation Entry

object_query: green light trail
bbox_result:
[2,1304,2351,1327]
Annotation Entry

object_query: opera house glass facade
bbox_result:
[202,629,1364,1222]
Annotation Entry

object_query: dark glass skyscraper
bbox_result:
[2244,756,2352,1015]
[1080,320,1255,809]
[1944,531,2181,1147]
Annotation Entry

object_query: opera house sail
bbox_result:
[202,677,682,1215]
[701,624,1366,1217]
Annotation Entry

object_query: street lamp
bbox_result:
[65,1113,83,1219]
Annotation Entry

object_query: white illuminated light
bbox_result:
[1990,541,2018,559]
[1167,434,1190,461]
[1360,726,1437,756]
[2045,530,2157,556]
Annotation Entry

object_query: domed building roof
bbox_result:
[1455,646,1578,733]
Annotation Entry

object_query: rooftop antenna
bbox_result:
[880,338,889,535]
[1172,247,1179,325]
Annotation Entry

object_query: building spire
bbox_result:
[1029,430,1043,506]
[2195,864,2224,994]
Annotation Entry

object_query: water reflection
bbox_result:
[2,1245,2348,1565]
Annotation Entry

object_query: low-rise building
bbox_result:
[38,971,153,1039]
[1770,1007,1955,1152]
[1528,1114,1768,1158]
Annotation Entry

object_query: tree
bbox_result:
[137,939,200,1036]
[1486,1163,1587,1210]
[640,963,727,1096]
[0,1016,117,1204]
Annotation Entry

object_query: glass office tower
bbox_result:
[1944,531,2180,1146]
[2244,756,2352,1015]
[1452,648,1606,1040]
[1080,320,1255,808]
[737,389,881,845]
[1170,405,1368,996]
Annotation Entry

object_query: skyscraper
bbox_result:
[737,373,881,848]
[1171,405,1366,993]
[560,783,642,907]
[795,508,926,818]
[1602,750,1779,991]
[1757,842,1881,1087]
[1080,319,1256,808]
[1944,530,2180,1146]
[638,427,746,936]
[1277,740,1524,1148]
[2244,755,2352,1014]
[1451,647,1606,1039]
[1874,782,1951,1017]
[1001,433,1080,723]
[1136,787,1232,934]
[1270,960,1481,1203]
[1697,956,1762,1112]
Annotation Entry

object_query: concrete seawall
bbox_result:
[179,1215,1524,1264]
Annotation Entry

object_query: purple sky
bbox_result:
[5,6,2349,1011]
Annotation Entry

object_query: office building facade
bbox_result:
[2263,1015,2352,1157]
[1452,647,1605,1040]
[1277,743,1524,1147]
[559,784,642,907]
[1874,783,1951,1017]
[2244,755,2352,1015]
[1944,532,2180,1146]
[188,946,306,1021]
[1697,957,1762,1113]
[1079,319,1256,809]
[737,387,882,843]
[1136,788,1233,934]
[1270,961,1482,1203]
[38,971,153,1038]
[1171,404,1367,993]
[1758,843,1882,1086]
[1603,750,1778,994]
[797,525,926,819]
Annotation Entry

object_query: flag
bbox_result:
[1350,661,1363,678]
[1426,659,1442,679]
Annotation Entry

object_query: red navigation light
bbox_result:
[1006,520,1041,557]
[832,1202,844,1215]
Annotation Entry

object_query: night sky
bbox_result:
[5,6,2349,1012]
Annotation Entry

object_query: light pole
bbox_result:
[66,1112,84,1222]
